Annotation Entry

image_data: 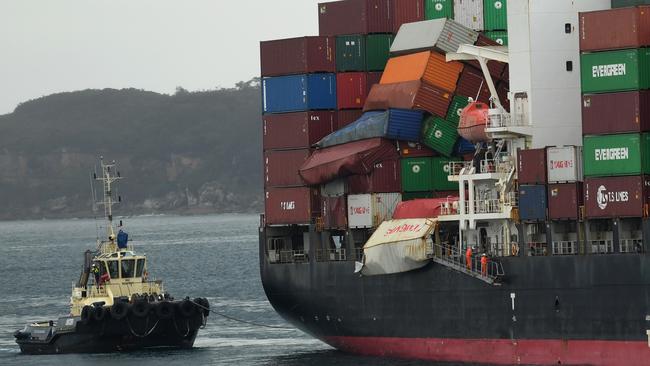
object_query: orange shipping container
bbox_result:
[380,51,463,93]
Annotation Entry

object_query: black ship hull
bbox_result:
[259,228,650,365]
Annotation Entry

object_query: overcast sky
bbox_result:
[0,0,322,114]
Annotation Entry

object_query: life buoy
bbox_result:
[511,242,520,256]
[155,301,174,319]
[131,300,151,318]
[110,302,130,320]
[80,305,93,324]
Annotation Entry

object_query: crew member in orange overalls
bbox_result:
[465,246,473,270]
[481,254,488,276]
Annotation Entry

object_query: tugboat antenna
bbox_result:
[95,158,123,240]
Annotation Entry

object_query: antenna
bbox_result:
[95,158,123,240]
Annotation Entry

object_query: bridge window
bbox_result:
[135,259,145,277]
[121,259,135,278]
[107,260,119,279]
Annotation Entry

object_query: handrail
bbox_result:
[430,242,504,282]
[316,248,347,262]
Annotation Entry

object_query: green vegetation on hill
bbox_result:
[0,80,263,220]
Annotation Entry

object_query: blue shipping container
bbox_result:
[454,138,476,155]
[316,109,423,148]
[262,74,337,113]
[518,184,547,221]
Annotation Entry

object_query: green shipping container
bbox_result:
[484,31,508,46]
[432,157,460,190]
[336,35,366,72]
[612,0,650,8]
[421,116,459,157]
[483,0,507,31]
[401,157,434,192]
[580,48,650,94]
[402,191,434,201]
[424,0,453,20]
[446,95,472,126]
[583,133,650,177]
[366,34,393,71]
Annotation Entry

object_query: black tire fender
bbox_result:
[155,301,174,319]
[110,301,130,320]
[80,305,93,324]
[131,300,151,318]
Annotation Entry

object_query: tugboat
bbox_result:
[14,158,210,354]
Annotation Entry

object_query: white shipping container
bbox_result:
[320,178,347,197]
[546,146,583,183]
[390,18,478,55]
[348,193,402,229]
[453,0,484,31]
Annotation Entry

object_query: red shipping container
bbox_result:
[348,159,402,194]
[456,66,491,104]
[321,196,348,229]
[367,71,382,89]
[318,0,392,36]
[584,176,650,219]
[496,81,510,112]
[548,182,583,220]
[397,141,436,158]
[265,187,320,225]
[260,36,336,77]
[337,109,364,130]
[392,0,424,34]
[364,80,452,117]
[337,72,370,110]
[471,34,507,80]
[579,6,650,52]
[264,149,311,187]
[263,111,336,150]
[518,148,547,184]
[582,91,650,135]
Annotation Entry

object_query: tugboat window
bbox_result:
[107,260,119,279]
[121,259,135,278]
[135,259,145,277]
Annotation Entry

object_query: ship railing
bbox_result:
[98,242,134,254]
[527,242,548,256]
[620,238,644,253]
[316,248,347,262]
[440,198,460,216]
[479,157,513,175]
[487,111,512,128]
[448,161,473,176]
[277,250,309,264]
[590,240,614,254]
[430,242,504,282]
[551,241,578,256]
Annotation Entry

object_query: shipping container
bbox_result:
[348,193,402,228]
[367,71,383,91]
[518,148,547,184]
[454,0,484,31]
[456,66,491,103]
[317,109,423,148]
[519,185,547,222]
[421,116,459,156]
[390,18,478,55]
[260,36,336,77]
[381,51,464,92]
[548,183,583,220]
[446,95,472,125]
[547,146,583,183]
[584,175,650,218]
[402,191,435,200]
[454,138,476,155]
[392,0,425,33]
[398,141,437,157]
[366,34,394,71]
[401,157,434,192]
[484,30,508,46]
[471,34,507,79]
[262,74,337,113]
[264,149,311,187]
[320,178,348,197]
[425,0,453,20]
[583,133,650,177]
[612,0,650,7]
[348,159,402,194]
[365,80,453,117]
[432,157,459,190]
[336,35,366,71]
[321,196,348,229]
[337,109,364,129]
[580,48,650,94]
[318,0,392,36]
[579,7,650,52]
[582,91,650,135]
[263,111,336,150]
[265,187,320,225]
[337,72,370,110]
[483,0,507,31]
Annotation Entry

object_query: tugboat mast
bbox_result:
[95,157,122,240]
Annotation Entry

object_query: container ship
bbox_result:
[258,1,650,365]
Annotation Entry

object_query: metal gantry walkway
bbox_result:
[430,243,504,285]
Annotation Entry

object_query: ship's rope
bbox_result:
[189,299,293,330]
[126,316,159,338]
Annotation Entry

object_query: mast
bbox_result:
[95,157,122,240]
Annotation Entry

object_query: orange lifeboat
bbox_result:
[458,101,490,142]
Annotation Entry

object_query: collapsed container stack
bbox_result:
[578,3,650,254]
[260,0,510,235]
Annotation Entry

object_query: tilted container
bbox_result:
[401,157,434,192]
[348,193,402,228]
[390,18,478,55]
[456,66,491,103]
[337,109,364,130]
[348,159,402,194]
[612,0,650,7]
[398,141,437,158]
[446,95,472,125]
[471,34,507,79]
[584,175,650,218]
[264,149,311,187]
[262,74,337,114]
[421,116,459,157]
[264,187,320,225]
[580,48,650,94]
[263,111,335,150]
[548,183,583,220]
[453,0,484,31]
[579,6,650,52]
[318,0,392,36]
[483,0,507,31]
[364,80,453,117]
[582,91,650,135]
[518,185,547,222]
[546,146,583,183]
[518,148,547,184]
[380,51,464,93]
[392,0,425,34]
[260,36,335,77]
[425,0,454,20]
[583,133,650,177]
[484,30,508,46]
